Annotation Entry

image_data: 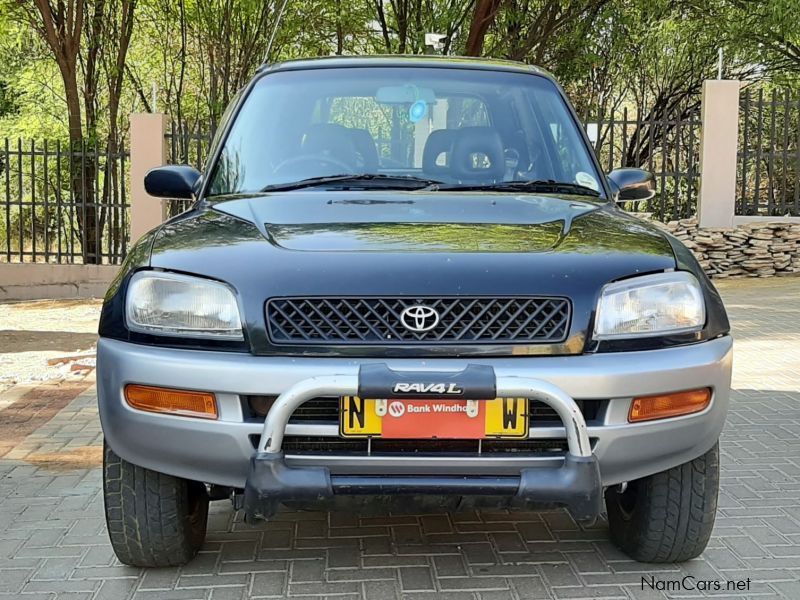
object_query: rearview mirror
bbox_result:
[144,165,202,199]
[375,84,436,105]
[607,168,656,202]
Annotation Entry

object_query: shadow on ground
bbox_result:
[0,330,97,353]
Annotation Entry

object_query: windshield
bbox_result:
[207,66,605,198]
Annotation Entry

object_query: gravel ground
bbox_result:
[0,298,102,393]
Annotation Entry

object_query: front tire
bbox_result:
[103,442,209,567]
[605,442,719,563]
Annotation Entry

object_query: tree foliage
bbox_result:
[0,0,797,144]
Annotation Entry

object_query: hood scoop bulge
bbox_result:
[212,191,600,253]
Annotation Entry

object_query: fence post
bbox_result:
[697,80,741,228]
[130,113,169,242]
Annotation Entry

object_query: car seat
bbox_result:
[301,123,360,167]
[449,127,505,182]
[422,129,458,180]
[347,128,380,172]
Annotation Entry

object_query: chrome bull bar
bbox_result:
[245,364,601,522]
[257,373,593,459]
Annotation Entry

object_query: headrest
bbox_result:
[450,127,505,181]
[302,124,359,165]
[422,129,458,177]
[348,128,379,171]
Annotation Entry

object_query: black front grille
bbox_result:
[249,435,579,455]
[289,398,341,422]
[266,296,571,345]
[242,396,604,425]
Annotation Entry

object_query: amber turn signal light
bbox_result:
[628,388,711,423]
[125,384,218,420]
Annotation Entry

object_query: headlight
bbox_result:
[126,271,243,340]
[594,271,705,339]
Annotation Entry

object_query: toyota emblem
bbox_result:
[400,305,440,332]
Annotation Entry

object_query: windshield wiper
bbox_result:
[262,174,442,192]
[430,179,602,198]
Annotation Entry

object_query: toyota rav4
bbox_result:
[98,56,732,567]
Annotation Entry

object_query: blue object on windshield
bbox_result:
[409,100,427,123]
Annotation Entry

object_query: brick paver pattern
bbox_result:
[1,277,799,599]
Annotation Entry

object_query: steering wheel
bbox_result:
[379,157,407,169]
[272,154,356,178]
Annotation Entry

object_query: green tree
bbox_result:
[715,0,800,83]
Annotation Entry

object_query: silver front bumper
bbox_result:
[97,335,733,489]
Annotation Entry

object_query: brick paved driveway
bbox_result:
[1,278,799,599]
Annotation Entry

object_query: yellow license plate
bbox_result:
[340,397,528,439]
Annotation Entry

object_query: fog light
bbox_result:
[628,388,711,422]
[247,395,277,418]
[125,384,217,420]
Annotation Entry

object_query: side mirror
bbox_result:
[607,168,656,202]
[144,165,202,199]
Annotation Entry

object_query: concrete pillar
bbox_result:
[697,80,741,229]
[130,113,169,242]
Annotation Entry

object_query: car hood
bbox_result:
[206,191,672,255]
[214,191,601,253]
[149,191,677,356]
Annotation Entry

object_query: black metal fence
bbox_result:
[0,124,210,266]
[0,139,129,264]
[737,89,800,217]
[582,107,701,221]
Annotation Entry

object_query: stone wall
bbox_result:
[652,218,800,278]
[0,263,119,301]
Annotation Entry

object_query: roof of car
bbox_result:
[258,55,553,79]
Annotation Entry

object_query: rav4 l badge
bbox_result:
[392,382,464,395]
